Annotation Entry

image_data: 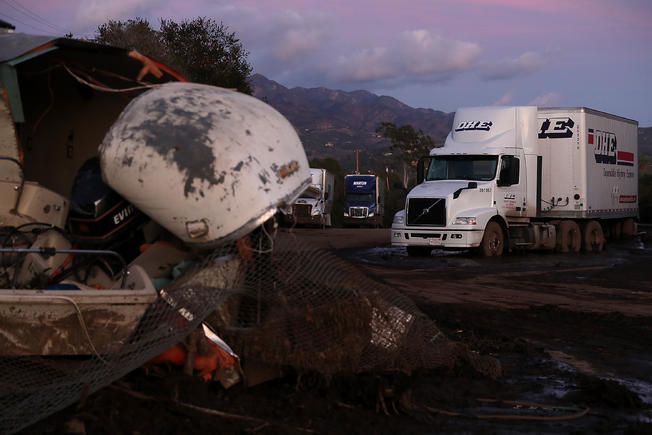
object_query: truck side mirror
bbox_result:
[453,181,478,199]
[417,157,430,184]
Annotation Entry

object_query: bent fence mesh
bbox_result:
[0,229,499,433]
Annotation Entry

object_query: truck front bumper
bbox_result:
[391,225,484,249]
[343,215,382,226]
[293,215,325,225]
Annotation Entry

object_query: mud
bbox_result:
[22,228,652,434]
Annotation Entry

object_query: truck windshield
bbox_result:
[345,193,374,203]
[299,189,319,199]
[426,155,498,181]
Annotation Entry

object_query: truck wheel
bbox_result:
[582,220,604,253]
[556,220,581,253]
[480,221,504,256]
[609,221,623,239]
[406,246,432,256]
[621,218,637,237]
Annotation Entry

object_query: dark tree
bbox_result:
[160,17,252,94]
[94,17,252,94]
[96,18,168,63]
[375,122,435,165]
[376,122,435,188]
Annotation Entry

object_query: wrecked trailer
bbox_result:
[0,33,185,356]
[0,33,315,434]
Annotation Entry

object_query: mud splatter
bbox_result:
[128,96,221,198]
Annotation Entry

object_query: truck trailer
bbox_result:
[391,106,638,256]
[288,167,334,227]
[343,174,385,227]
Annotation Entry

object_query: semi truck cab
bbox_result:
[392,106,638,256]
[343,174,385,227]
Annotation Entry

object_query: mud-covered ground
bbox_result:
[24,228,652,434]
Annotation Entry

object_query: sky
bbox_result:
[3,0,652,126]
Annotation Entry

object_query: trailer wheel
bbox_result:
[609,221,623,239]
[582,220,604,253]
[406,246,432,257]
[480,221,504,256]
[621,218,637,237]
[556,220,581,253]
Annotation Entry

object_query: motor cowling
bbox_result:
[99,83,310,247]
[68,157,147,245]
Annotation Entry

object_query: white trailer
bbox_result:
[392,106,638,256]
[289,168,334,227]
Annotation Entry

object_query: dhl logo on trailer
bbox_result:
[589,128,634,166]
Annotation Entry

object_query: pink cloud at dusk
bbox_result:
[330,30,481,83]
[528,92,562,107]
[492,91,513,106]
[481,51,548,81]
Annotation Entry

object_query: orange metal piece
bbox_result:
[147,344,186,366]
[146,336,236,382]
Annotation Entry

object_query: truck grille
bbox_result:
[349,207,368,218]
[292,204,312,217]
[407,198,446,226]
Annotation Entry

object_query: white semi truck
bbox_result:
[391,106,638,256]
[288,168,334,227]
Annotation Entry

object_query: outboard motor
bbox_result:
[68,157,149,261]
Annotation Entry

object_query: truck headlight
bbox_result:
[368,212,375,217]
[393,213,405,225]
[454,216,477,225]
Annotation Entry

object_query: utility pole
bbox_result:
[354,149,361,174]
[385,166,390,191]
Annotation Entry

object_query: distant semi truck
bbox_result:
[343,174,385,227]
[288,168,334,227]
[392,106,638,256]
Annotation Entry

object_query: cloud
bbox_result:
[329,29,481,84]
[218,6,333,77]
[269,10,330,61]
[528,92,561,106]
[481,51,547,80]
[74,0,157,30]
[492,91,513,106]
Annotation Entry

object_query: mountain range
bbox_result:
[250,74,652,169]
[250,74,453,170]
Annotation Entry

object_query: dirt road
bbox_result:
[25,228,652,434]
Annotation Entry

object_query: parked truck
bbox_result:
[288,167,334,227]
[343,174,385,227]
[391,106,638,256]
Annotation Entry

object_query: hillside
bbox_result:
[250,74,453,170]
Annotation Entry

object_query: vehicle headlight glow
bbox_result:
[454,216,477,225]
